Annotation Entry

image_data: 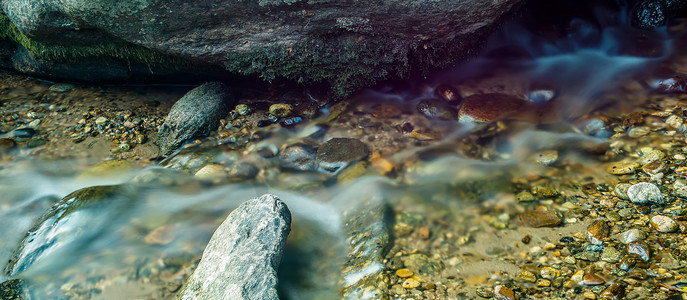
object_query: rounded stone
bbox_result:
[627,241,651,262]
[650,215,678,233]
[401,278,420,289]
[458,93,525,123]
[416,98,458,120]
[236,104,252,116]
[316,138,370,172]
[395,268,414,278]
[627,182,663,205]
[587,220,610,245]
[10,127,36,139]
[617,229,647,244]
[600,246,622,263]
[582,273,605,285]
[614,183,631,200]
[434,84,462,105]
[0,138,17,152]
[517,270,537,282]
[540,267,560,280]
[227,162,260,181]
[95,116,108,125]
[518,210,562,228]
[531,150,559,166]
[493,285,516,300]
[279,142,318,171]
[194,164,226,180]
[269,103,294,117]
[604,161,640,175]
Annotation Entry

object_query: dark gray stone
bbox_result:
[179,194,291,300]
[279,142,319,172]
[157,82,234,156]
[1,0,522,97]
[316,138,370,172]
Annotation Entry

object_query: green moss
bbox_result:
[0,13,185,67]
[225,37,411,99]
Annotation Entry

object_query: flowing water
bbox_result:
[2,3,687,300]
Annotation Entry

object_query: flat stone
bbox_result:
[587,220,610,245]
[493,285,516,300]
[574,251,600,262]
[269,103,294,117]
[279,142,319,171]
[179,194,291,300]
[540,267,560,280]
[582,273,605,285]
[600,246,622,263]
[316,138,370,172]
[416,98,458,120]
[519,210,562,228]
[395,268,414,278]
[194,164,226,180]
[458,93,525,123]
[650,215,679,233]
[157,82,235,156]
[517,270,537,283]
[604,161,640,175]
[627,182,663,205]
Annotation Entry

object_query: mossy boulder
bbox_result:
[0,0,523,97]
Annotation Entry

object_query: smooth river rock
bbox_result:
[179,194,291,300]
[157,82,234,156]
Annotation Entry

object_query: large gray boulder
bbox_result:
[157,82,234,156]
[0,0,522,97]
[179,194,292,300]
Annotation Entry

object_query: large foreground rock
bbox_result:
[157,82,234,156]
[0,0,522,97]
[179,194,292,300]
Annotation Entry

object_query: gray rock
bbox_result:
[157,82,234,156]
[279,142,319,171]
[616,228,647,244]
[614,183,632,200]
[1,0,522,97]
[627,182,663,205]
[179,194,291,300]
[317,138,370,172]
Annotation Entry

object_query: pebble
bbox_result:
[650,215,678,233]
[516,191,536,202]
[600,246,622,262]
[236,104,252,116]
[401,278,420,289]
[575,251,600,262]
[395,268,414,278]
[493,285,516,300]
[627,241,651,261]
[517,270,537,282]
[583,273,605,285]
[604,161,639,175]
[540,267,560,279]
[614,183,631,200]
[531,150,559,166]
[95,116,108,125]
[226,162,259,181]
[600,282,626,299]
[458,93,525,123]
[0,138,16,152]
[617,229,647,244]
[194,164,226,180]
[637,149,665,165]
[416,98,458,120]
[316,138,370,172]
[627,182,663,205]
[434,84,462,105]
[587,220,610,245]
[583,291,597,299]
[10,127,36,139]
[48,83,76,92]
[27,138,46,148]
[519,210,562,228]
[665,115,684,130]
[279,142,318,171]
[269,103,294,117]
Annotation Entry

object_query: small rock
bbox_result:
[575,251,600,262]
[627,241,651,261]
[144,225,175,245]
[316,138,370,172]
[627,182,663,205]
[617,228,647,244]
[600,246,622,263]
[136,134,147,144]
[404,253,442,275]
[493,285,516,300]
[95,116,108,125]
[269,103,294,117]
[637,149,665,165]
[48,83,76,92]
[179,194,291,300]
[654,76,687,94]
[587,220,610,245]
[416,98,458,120]
[395,268,414,278]
[226,162,259,181]
[235,104,252,116]
[434,84,462,105]
[600,282,626,300]
[604,161,639,175]
[531,150,559,166]
[582,273,605,285]
[9,127,36,139]
[458,93,525,123]
[27,138,46,148]
[0,138,16,152]
[516,191,536,202]
[401,278,420,289]
[157,82,235,156]
[650,215,678,233]
[614,183,631,200]
[517,270,537,282]
[194,164,226,180]
[665,115,684,130]
[583,291,597,299]
[279,142,318,171]
[540,267,560,279]
[519,210,562,228]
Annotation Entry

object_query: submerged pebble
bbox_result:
[519,210,562,228]
[627,182,663,205]
[416,98,458,120]
[458,93,525,123]
[650,215,678,233]
[433,84,462,105]
[316,138,370,172]
[269,103,294,117]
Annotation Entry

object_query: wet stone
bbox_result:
[493,285,516,300]
[600,246,622,263]
[194,164,225,180]
[583,273,605,285]
[531,150,558,166]
[600,282,626,300]
[269,103,294,117]
[0,279,25,299]
[434,84,462,105]
[316,138,370,172]
[235,104,252,116]
[9,127,36,139]
[0,138,16,152]
[575,251,600,262]
[650,215,679,233]
[627,241,651,262]
[458,93,525,123]
[517,270,537,282]
[226,162,259,181]
[401,278,420,289]
[604,161,640,175]
[540,266,560,279]
[587,220,610,245]
[395,268,413,278]
[404,253,443,275]
[157,82,235,156]
[613,184,631,200]
[416,98,458,120]
[627,182,663,205]
[516,191,536,202]
[655,76,687,94]
[519,210,562,228]
[279,142,318,171]
[637,149,665,165]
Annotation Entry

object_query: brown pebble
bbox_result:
[458,93,525,123]
[395,268,414,278]
[600,282,626,300]
[604,161,640,175]
[493,285,516,300]
[627,241,651,262]
[522,234,531,244]
[418,226,430,239]
[434,84,462,105]
[582,273,605,285]
[587,220,610,245]
[650,215,679,233]
[519,210,562,228]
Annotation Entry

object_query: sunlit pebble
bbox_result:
[650,215,678,233]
